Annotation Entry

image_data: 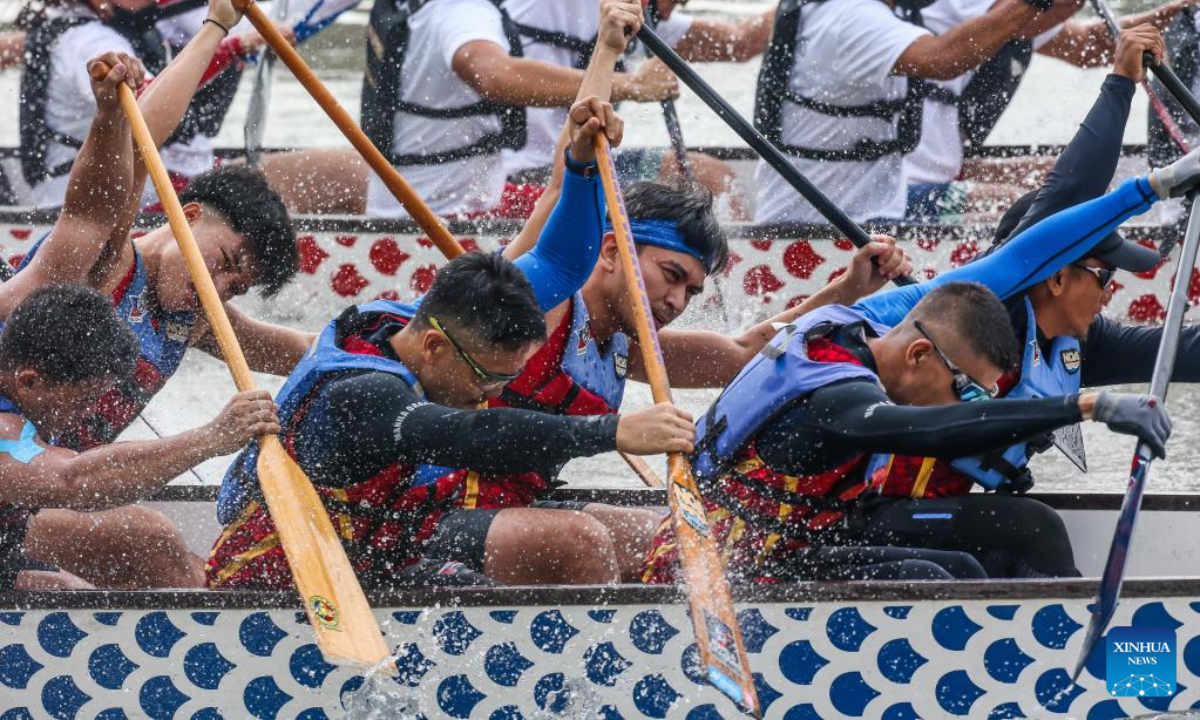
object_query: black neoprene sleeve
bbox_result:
[755,380,1083,476]
[291,371,618,487]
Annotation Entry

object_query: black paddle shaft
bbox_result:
[637,25,917,286]
[1146,53,1200,125]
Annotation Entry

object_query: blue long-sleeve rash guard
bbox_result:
[511,170,605,312]
[856,175,1160,326]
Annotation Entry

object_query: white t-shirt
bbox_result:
[499,0,694,177]
[753,0,930,224]
[30,8,214,208]
[366,0,513,218]
[903,0,1064,186]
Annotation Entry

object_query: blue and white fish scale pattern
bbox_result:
[2,596,1200,718]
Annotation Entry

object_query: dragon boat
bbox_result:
[2,145,1200,717]
[0,489,1198,717]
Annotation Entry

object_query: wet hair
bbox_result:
[624,181,729,275]
[179,165,297,297]
[907,282,1020,371]
[0,284,137,383]
[412,252,546,351]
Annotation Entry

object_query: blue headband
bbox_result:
[604,218,713,274]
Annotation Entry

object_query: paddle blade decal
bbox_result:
[257,437,390,668]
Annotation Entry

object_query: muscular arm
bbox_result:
[856,175,1160,325]
[672,12,773,63]
[453,41,592,108]
[755,380,1083,476]
[1038,4,1192,67]
[192,303,315,376]
[893,0,1041,80]
[0,416,229,511]
[293,372,618,487]
[1080,316,1200,386]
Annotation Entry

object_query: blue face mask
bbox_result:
[603,218,714,274]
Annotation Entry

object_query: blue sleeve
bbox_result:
[1080,316,1200,386]
[855,176,1160,326]
[512,171,605,312]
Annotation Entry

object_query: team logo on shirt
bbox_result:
[1061,348,1082,373]
[1029,339,1041,367]
[614,352,628,379]
[577,322,592,356]
[165,318,192,344]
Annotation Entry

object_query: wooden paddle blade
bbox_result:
[257,436,391,669]
[667,457,760,715]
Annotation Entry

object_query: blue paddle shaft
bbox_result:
[636,25,916,287]
[1073,194,1200,681]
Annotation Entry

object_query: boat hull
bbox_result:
[2,580,1199,717]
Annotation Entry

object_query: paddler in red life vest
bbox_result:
[641,282,1173,584]
[0,284,279,592]
[206,251,697,590]
[0,6,304,591]
[414,0,917,587]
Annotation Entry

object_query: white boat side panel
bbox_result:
[1063,509,1200,579]
[1,595,1198,716]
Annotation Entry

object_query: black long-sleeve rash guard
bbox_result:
[291,371,618,489]
[754,381,1084,478]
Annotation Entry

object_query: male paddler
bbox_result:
[641,282,1172,583]
[206,250,698,589]
[0,284,278,591]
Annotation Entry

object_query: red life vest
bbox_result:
[206,304,462,590]
[874,368,1021,499]
[456,294,626,510]
[644,332,884,584]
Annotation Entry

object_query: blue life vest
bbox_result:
[216,300,422,525]
[692,305,890,485]
[866,296,1082,492]
[16,237,194,450]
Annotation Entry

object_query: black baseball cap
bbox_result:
[993,190,1160,272]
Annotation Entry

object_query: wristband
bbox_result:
[1020,0,1051,11]
[564,147,598,178]
[204,18,231,36]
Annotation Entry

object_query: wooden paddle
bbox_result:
[94,62,389,670]
[593,133,759,715]
[232,0,463,261]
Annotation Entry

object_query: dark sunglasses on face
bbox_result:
[1071,263,1116,290]
[429,316,522,389]
[914,320,999,403]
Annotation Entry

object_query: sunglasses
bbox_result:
[429,316,522,389]
[1071,263,1116,290]
[914,320,999,403]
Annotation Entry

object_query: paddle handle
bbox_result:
[637,25,915,287]
[94,65,258,393]
[620,451,665,488]
[233,0,465,259]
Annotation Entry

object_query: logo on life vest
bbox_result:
[165,318,192,344]
[308,596,341,631]
[614,352,628,379]
[1061,348,1082,373]
[126,290,146,324]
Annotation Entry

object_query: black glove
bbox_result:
[1093,391,1173,459]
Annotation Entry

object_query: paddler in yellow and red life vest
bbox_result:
[398,0,914,587]
[641,282,1172,584]
[850,27,1200,580]
[642,148,1193,584]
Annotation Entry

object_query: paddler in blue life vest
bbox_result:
[642,282,1172,584]
[206,250,699,590]
[852,27,1200,579]
[412,0,915,588]
[0,284,279,592]
[0,0,305,591]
